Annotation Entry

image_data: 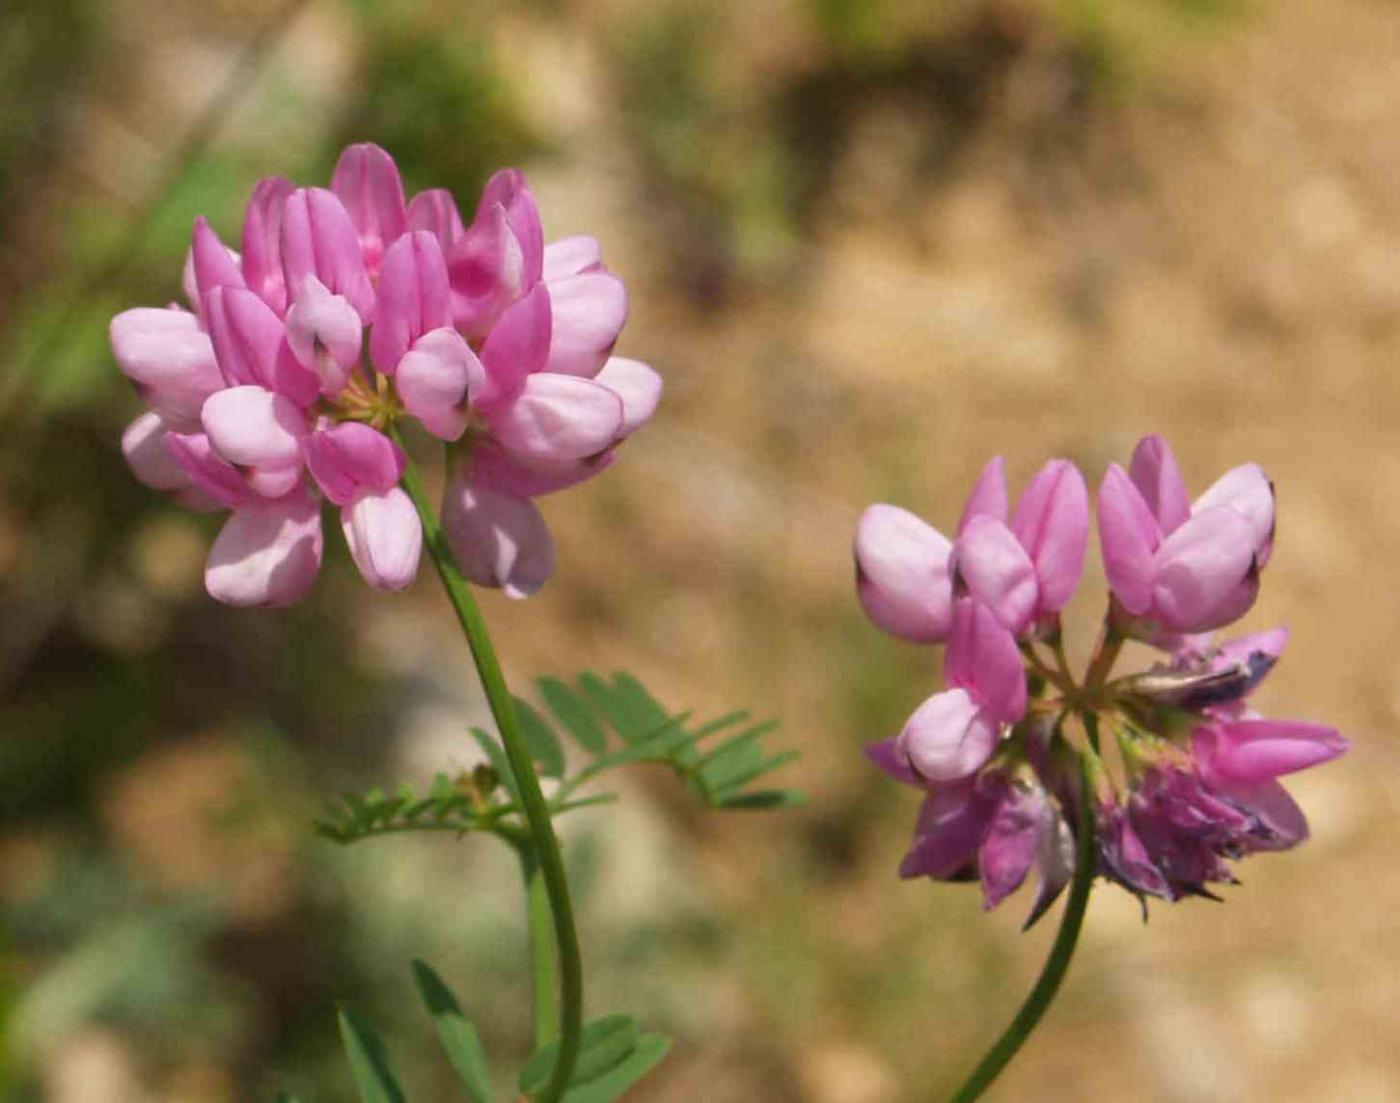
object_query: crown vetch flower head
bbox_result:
[858,435,1344,921]
[112,143,660,606]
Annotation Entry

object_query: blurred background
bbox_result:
[2,0,1398,1099]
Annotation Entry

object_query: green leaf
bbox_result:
[337,1008,406,1103]
[707,750,801,801]
[717,788,806,810]
[559,1032,672,1103]
[513,697,566,778]
[575,714,690,777]
[411,960,493,1103]
[696,724,773,791]
[469,728,521,805]
[519,1014,639,1096]
[577,672,668,743]
[538,676,608,753]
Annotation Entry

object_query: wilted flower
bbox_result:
[113,143,659,606]
[857,435,1344,921]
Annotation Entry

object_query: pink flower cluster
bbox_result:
[855,434,1346,922]
[114,144,659,606]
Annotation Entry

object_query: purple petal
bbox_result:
[853,504,954,643]
[979,784,1042,909]
[396,328,483,441]
[340,486,421,591]
[1097,463,1162,616]
[190,217,245,304]
[446,202,527,339]
[899,778,995,880]
[205,488,323,607]
[863,737,919,787]
[1129,434,1191,535]
[441,473,555,598]
[470,442,616,498]
[477,169,543,286]
[544,271,628,377]
[370,231,453,375]
[110,307,224,431]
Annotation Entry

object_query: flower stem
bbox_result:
[517,844,560,1048]
[394,437,582,1103]
[945,758,1096,1103]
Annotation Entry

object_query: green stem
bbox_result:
[395,437,582,1103]
[945,759,1096,1103]
[1083,618,1124,690]
[518,845,560,1048]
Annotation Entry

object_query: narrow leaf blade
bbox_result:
[337,1009,407,1103]
[538,676,608,753]
[513,697,566,778]
[470,728,521,805]
[519,1014,639,1095]
[560,1033,672,1103]
[411,960,493,1103]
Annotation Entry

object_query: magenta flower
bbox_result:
[112,143,658,606]
[858,439,1344,920]
[1098,433,1274,639]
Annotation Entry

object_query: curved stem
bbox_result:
[945,759,1096,1103]
[517,845,560,1048]
[395,440,582,1103]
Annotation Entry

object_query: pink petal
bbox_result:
[441,474,555,598]
[330,143,408,277]
[1195,720,1348,785]
[201,385,306,467]
[952,515,1038,635]
[1193,463,1275,566]
[446,202,526,339]
[593,357,662,437]
[280,187,375,321]
[477,283,552,409]
[205,489,323,607]
[543,235,603,280]
[1010,458,1088,615]
[122,412,191,491]
[407,188,465,248]
[900,778,995,880]
[190,217,245,305]
[302,421,404,506]
[1097,464,1162,616]
[487,374,624,461]
[544,271,628,377]
[957,456,1008,535]
[284,276,363,395]
[1153,505,1259,632]
[1215,779,1309,850]
[1129,434,1191,535]
[370,231,453,375]
[899,688,1000,782]
[944,599,1026,724]
[165,432,252,509]
[340,486,421,591]
[477,169,543,285]
[110,307,224,431]
[241,176,295,314]
[396,328,483,441]
[853,504,954,643]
